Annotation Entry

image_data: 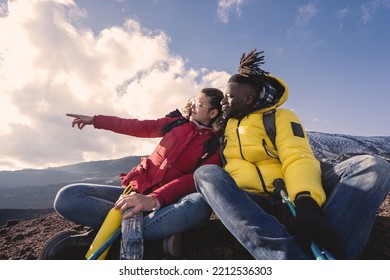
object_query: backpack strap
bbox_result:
[165,109,183,118]
[193,135,219,171]
[162,109,189,135]
[162,117,189,135]
[263,109,277,149]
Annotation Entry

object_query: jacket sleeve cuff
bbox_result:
[92,115,98,128]
[151,194,162,211]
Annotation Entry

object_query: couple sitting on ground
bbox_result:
[53,50,390,260]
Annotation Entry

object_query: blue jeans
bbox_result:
[194,155,390,260]
[54,184,212,240]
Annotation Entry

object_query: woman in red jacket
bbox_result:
[54,88,224,257]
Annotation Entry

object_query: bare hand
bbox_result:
[114,192,158,219]
[66,113,93,130]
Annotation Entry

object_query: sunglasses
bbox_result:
[191,98,209,110]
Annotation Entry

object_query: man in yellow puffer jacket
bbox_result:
[223,75,325,206]
[194,50,390,260]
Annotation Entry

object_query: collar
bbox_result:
[190,119,213,130]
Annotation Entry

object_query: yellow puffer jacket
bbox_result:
[223,76,326,206]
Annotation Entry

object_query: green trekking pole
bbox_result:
[273,178,335,260]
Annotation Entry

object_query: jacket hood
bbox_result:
[267,75,288,108]
[230,74,289,120]
[247,74,288,116]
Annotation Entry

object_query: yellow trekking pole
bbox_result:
[85,185,133,260]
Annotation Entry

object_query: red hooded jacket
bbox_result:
[93,114,222,207]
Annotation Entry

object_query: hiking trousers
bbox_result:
[194,155,390,260]
[54,184,212,241]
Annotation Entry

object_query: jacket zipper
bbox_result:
[262,139,279,159]
[236,119,246,160]
[236,119,270,194]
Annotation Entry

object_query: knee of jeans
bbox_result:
[194,164,222,192]
[368,156,390,192]
[53,184,81,213]
[186,192,206,206]
[355,155,389,175]
[185,193,212,217]
[351,155,390,193]
[195,164,219,177]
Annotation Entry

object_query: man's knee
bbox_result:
[194,165,224,192]
[195,164,221,178]
[352,155,389,174]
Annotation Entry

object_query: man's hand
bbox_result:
[293,194,345,259]
[66,113,93,130]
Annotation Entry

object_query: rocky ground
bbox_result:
[0,193,389,260]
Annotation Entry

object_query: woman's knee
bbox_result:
[186,192,210,209]
[53,183,83,213]
[184,193,213,221]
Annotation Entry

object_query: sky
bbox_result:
[0,0,389,171]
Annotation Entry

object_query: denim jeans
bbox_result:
[194,155,390,260]
[54,184,212,241]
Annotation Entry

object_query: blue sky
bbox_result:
[0,0,389,170]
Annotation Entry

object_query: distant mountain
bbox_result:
[0,156,142,209]
[0,131,389,210]
[308,131,390,164]
[0,208,55,226]
[0,155,143,189]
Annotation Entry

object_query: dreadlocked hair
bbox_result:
[229,49,270,93]
[238,49,269,77]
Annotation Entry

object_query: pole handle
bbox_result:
[272,178,335,260]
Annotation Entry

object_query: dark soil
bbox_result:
[1,193,389,260]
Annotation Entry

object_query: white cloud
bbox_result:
[337,7,350,19]
[286,1,318,40]
[296,2,318,26]
[310,118,328,123]
[360,0,390,24]
[311,39,325,50]
[336,7,350,31]
[217,0,245,23]
[361,1,378,24]
[0,0,229,170]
